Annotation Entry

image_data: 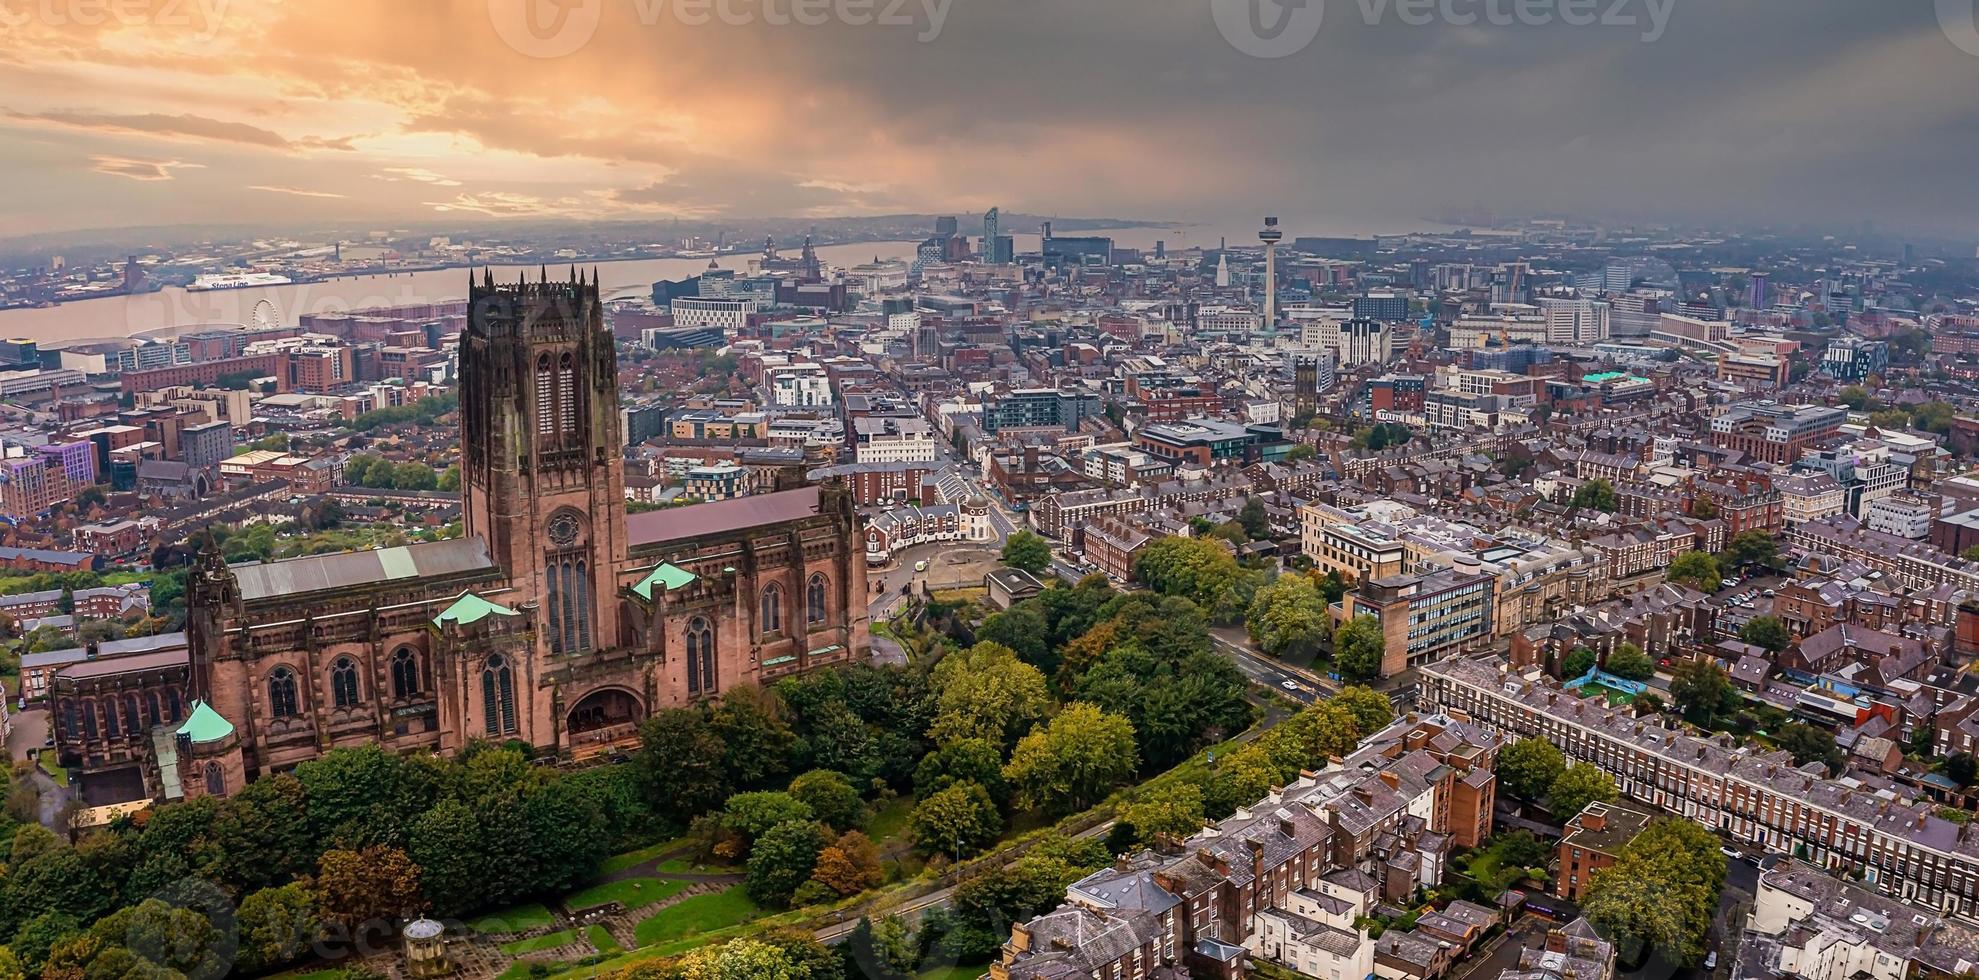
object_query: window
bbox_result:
[558,352,577,434]
[269,667,300,719]
[807,573,828,626]
[686,617,716,695]
[761,584,782,635]
[124,694,141,735]
[330,657,360,709]
[391,648,420,699]
[536,354,555,435]
[482,654,517,736]
[205,761,226,797]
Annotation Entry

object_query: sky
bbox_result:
[2,0,1978,240]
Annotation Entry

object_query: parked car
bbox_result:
[1704,951,1717,970]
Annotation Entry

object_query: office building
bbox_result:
[1823,338,1890,382]
[1709,403,1847,464]
[1345,565,1495,676]
[981,388,1104,434]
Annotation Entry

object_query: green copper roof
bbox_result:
[632,562,698,600]
[176,700,235,744]
[433,591,519,628]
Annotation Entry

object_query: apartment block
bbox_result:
[1423,656,1979,922]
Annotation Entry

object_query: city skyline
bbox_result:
[2,2,1978,238]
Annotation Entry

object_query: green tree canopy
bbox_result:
[1666,551,1722,593]
[1739,615,1792,653]
[908,781,1003,860]
[1571,479,1619,512]
[929,642,1053,750]
[1548,763,1619,818]
[1334,615,1386,683]
[1246,574,1330,659]
[1002,703,1139,816]
[1000,531,1052,574]
[1496,737,1567,802]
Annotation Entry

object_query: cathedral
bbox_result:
[50,271,869,805]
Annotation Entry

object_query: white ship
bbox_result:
[188,272,293,292]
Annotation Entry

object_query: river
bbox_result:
[0,223,1405,346]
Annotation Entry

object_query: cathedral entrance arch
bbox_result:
[567,687,644,739]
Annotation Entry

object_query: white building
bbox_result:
[1746,861,1979,980]
[671,296,756,333]
[1251,881,1377,980]
[1777,473,1847,528]
[853,416,937,464]
[1862,491,1939,540]
[1538,297,1611,344]
[767,365,834,408]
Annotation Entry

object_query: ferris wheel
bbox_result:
[249,298,281,331]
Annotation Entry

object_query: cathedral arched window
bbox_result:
[482,654,517,736]
[268,667,299,719]
[391,648,420,699]
[330,657,360,709]
[124,694,141,735]
[145,691,159,727]
[557,352,577,435]
[808,573,829,626]
[82,701,97,740]
[205,762,226,797]
[686,617,715,695]
[535,354,555,436]
[761,584,783,635]
[104,699,119,738]
[166,688,182,723]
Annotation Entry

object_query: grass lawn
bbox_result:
[37,752,69,787]
[499,928,579,955]
[564,878,687,912]
[918,964,990,980]
[865,795,913,842]
[632,887,761,948]
[468,902,557,935]
[654,857,731,875]
[598,838,687,875]
[496,961,571,980]
[586,925,622,954]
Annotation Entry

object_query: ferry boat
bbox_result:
[188,272,293,292]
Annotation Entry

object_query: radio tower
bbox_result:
[1258,216,1282,329]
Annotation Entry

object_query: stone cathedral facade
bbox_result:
[51,271,868,803]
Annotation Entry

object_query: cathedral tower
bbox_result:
[459,268,626,656]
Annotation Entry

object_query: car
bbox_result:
[1280,680,1301,692]
[914,560,928,572]
[1719,845,1739,858]
[1763,588,1776,597]
[1704,951,1717,970]
[1721,578,1738,589]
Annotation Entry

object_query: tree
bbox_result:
[929,642,1053,750]
[1739,615,1792,654]
[745,820,829,908]
[1666,551,1721,593]
[1246,575,1330,659]
[636,709,732,824]
[9,912,79,975]
[810,831,884,896]
[909,781,1003,860]
[975,604,1052,673]
[841,916,916,980]
[1334,615,1386,683]
[312,845,425,931]
[1582,817,1726,966]
[1548,763,1618,817]
[234,883,322,974]
[1726,531,1782,570]
[716,792,817,858]
[1237,498,1271,541]
[789,771,865,833]
[1117,783,1206,848]
[1000,531,1052,574]
[407,798,483,916]
[914,739,1009,806]
[1669,660,1740,729]
[708,686,797,790]
[1840,385,1875,410]
[1285,443,1318,464]
[1331,686,1393,738]
[1571,479,1618,512]
[1133,536,1253,622]
[1496,737,1567,802]
[1962,546,1979,563]
[1947,753,1977,787]
[1605,644,1655,682]
[1561,647,1598,680]
[1777,723,1845,776]
[436,464,461,493]
[1003,703,1139,816]
[1689,496,1718,520]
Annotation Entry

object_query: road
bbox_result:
[1213,633,1327,704]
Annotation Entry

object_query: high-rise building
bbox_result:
[1258,216,1282,329]
[980,207,1012,263]
[1537,297,1610,344]
[1748,272,1770,310]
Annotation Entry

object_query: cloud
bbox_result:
[374,167,462,186]
[3,108,353,152]
[247,185,348,199]
[88,155,203,181]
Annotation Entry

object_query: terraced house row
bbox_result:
[1422,656,1979,921]
[992,713,1502,980]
